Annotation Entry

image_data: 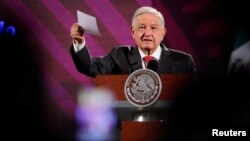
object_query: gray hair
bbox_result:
[131,6,165,27]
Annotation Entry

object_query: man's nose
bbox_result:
[144,27,153,36]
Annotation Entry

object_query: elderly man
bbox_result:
[70,6,196,77]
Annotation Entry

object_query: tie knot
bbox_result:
[143,55,153,65]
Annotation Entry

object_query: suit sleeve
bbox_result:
[70,44,116,77]
[186,54,196,74]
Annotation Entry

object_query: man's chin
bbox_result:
[141,46,154,51]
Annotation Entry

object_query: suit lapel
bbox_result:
[128,46,142,73]
[158,44,172,73]
[127,44,172,73]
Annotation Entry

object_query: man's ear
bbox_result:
[163,27,167,36]
[131,26,134,33]
[131,26,135,38]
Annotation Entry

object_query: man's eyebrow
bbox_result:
[150,24,158,26]
[137,24,145,26]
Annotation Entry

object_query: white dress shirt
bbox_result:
[138,45,162,69]
[73,41,85,52]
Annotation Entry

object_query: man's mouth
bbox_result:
[142,39,153,42]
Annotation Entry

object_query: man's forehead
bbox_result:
[136,23,159,26]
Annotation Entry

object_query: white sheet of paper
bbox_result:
[77,10,101,35]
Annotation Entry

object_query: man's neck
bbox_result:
[138,45,162,60]
[142,48,156,55]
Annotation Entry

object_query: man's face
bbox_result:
[131,13,166,54]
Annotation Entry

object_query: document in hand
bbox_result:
[77,10,101,35]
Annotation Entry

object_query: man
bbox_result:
[70,6,196,77]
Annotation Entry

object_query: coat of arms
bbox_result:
[124,69,162,107]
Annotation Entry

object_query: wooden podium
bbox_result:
[95,74,195,141]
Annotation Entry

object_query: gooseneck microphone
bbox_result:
[147,59,159,72]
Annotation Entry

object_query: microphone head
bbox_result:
[147,59,159,72]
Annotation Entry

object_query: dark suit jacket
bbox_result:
[70,43,196,77]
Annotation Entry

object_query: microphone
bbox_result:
[147,59,159,72]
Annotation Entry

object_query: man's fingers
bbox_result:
[78,26,84,36]
[71,26,84,36]
[71,34,82,39]
[70,23,84,43]
[71,32,82,37]
[71,34,84,44]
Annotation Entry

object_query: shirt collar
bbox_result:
[138,45,162,60]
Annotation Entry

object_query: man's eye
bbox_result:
[151,26,157,30]
[139,26,145,30]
